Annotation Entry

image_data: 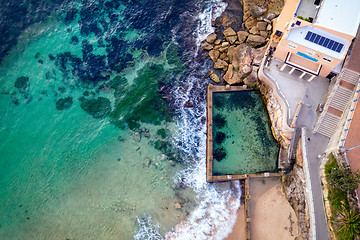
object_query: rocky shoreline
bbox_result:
[202,0,282,86]
[202,0,311,239]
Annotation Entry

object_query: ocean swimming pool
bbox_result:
[211,89,279,175]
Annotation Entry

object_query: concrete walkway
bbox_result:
[263,59,331,239]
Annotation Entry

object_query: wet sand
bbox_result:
[225,204,246,240]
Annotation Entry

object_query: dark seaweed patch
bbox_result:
[70,36,79,45]
[157,128,167,138]
[110,63,173,128]
[214,147,226,162]
[215,131,226,145]
[56,97,73,110]
[80,97,111,118]
[213,114,226,129]
[14,76,29,93]
[65,8,78,25]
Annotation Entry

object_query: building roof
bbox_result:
[286,26,349,59]
[315,0,360,37]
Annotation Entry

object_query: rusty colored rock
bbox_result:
[237,31,249,43]
[209,50,220,63]
[209,73,220,83]
[257,21,267,31]
[213,59,228,69]
[201,41,213,51]
[246,34,266,47]
[206,33,217,44]
[223,27,237,37]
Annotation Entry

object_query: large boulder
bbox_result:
[223,27,238,44]
[249,26,260,35]
[206,33,217,44]
[209,50,220,63]
[246,34,266,47]
[265,12,276,21]
[223,27,237,38]
[223,64,238,84]
[201,41,213,51]
[213,59,228,70]
[252,46,267,65]
[237,31,249,43]
[249,6,267,17]
[257,21,268,31]
[243,69,259,86]
[244,16,258,30]
[223,44,253,85]
[260,30,268,38]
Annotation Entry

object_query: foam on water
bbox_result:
[161,1,241,239]
[134,216,164,240]
[194,0,228,50]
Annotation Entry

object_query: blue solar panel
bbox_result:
[323,38,330,47]
[305,31,312,40]
[336,43,343,53]
[304,31,344,53]
[309,33,316,41]
[331,42,339,51]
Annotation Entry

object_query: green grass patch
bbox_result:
[325,153,349,214]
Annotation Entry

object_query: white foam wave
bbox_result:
[165,182,241,240]
[134,216,164,240]
[136,1,241,239]
[165,0,241,238]
[194,0,228,50]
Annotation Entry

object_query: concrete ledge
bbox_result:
[206,84,283,182]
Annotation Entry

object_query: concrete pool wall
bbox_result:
[206,84,283,182]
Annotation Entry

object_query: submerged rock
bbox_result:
[56,97,73,110]
[14,76,30,93]
[215,131,226,144]
[214,147,226,162]
[133,132,141,142]
[80,97,111,118]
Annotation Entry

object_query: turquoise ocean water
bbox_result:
[0,1,245,239]
[212,91,279,175]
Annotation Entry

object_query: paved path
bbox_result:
[263,60,331,239]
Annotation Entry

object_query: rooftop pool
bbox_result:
[211,90,279,176]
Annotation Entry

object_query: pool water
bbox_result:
[212,91,279,175]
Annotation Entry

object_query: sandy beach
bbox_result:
[226,178,301,240]
[251,183,299,240]
[225,204,246,240]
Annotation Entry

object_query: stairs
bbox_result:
[316,112,341,138]
[314,69,360,138]
[342,69,360,85]
[329,86,353,110]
